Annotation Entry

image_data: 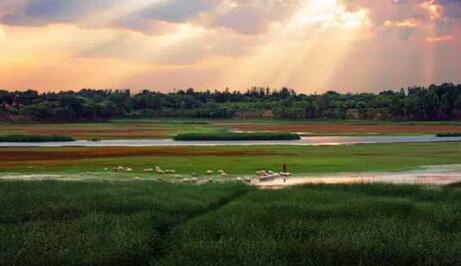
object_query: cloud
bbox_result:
[0,0,113,26]
[426,34,456,42]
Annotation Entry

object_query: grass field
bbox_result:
[1,142,460,178]
[0,120,223,140]
[2,120,461,265]
[1,119,461,140]
[1,181,460,265]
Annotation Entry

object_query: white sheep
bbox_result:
[155,169,165,174]
[206,170,214,175]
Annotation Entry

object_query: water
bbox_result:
[255,165,461,188]
[0,135,461,147]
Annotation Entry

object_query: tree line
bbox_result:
[1,83,461,121]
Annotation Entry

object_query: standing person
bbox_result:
[282,163,288,183]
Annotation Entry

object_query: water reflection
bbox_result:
[255,165,461,188]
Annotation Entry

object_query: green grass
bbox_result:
[162,184,461,265]
[1,181,461,265]
[437,132,461,137]
[0,134,74,142]
[174,132,300,141]
[1,142,461,177]
[0,180,251,265]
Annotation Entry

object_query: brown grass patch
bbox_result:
[225,124,461,134]
[0,147,281,162]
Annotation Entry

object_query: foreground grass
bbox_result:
[1,142,461,176]
[1,181,460,265]
[0,181,251,265]
[163,184,461,265]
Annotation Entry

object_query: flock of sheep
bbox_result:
[107,165,292,184]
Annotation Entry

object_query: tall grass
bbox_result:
[162,184,461,266]
[0,181,251,265]
[2,182,461,265]
[0,134,74,142]
[174,132,301,141]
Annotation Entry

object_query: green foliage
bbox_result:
[0,134,74,142]
[437,132,461,137]
[2,83,461,121]
[174,132,301,141]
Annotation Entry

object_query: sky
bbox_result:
[0,0,460,93]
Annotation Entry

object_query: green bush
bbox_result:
[174,132,301,141]
[0,135,75,142]
[436,132,461,137]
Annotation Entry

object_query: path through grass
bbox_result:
[1,181,461,265]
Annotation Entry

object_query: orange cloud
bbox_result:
[420,0,443,20]
[425,34,455,43]
[384,18,421,28]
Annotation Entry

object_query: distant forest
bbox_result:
[1,83,461,121]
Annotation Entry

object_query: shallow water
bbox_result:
[255,165,461,188]
[1,135,461,147]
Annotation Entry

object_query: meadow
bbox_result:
[1,181,460,265]
[2,119,461,265]
[1,142,461,178]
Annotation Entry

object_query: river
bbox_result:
[0,135,461,147]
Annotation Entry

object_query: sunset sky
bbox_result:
[0,0,460,92]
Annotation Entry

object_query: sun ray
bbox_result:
[223,0,370,90]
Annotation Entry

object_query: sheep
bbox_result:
[280,172,292,177]
[236,177,243,181]
[191,178,199,183]
[217,170,225,174]
[174,174,182,179]
[220,172,228,177]
[192,172,198,177]
[144,168,154,173]
[165,169,176,174]
[244,177,252,183]
[104,168,109,171]
[206,170,214,175]
[256,170,268,176]
[125,167,133,172]
[155,169,165,174]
